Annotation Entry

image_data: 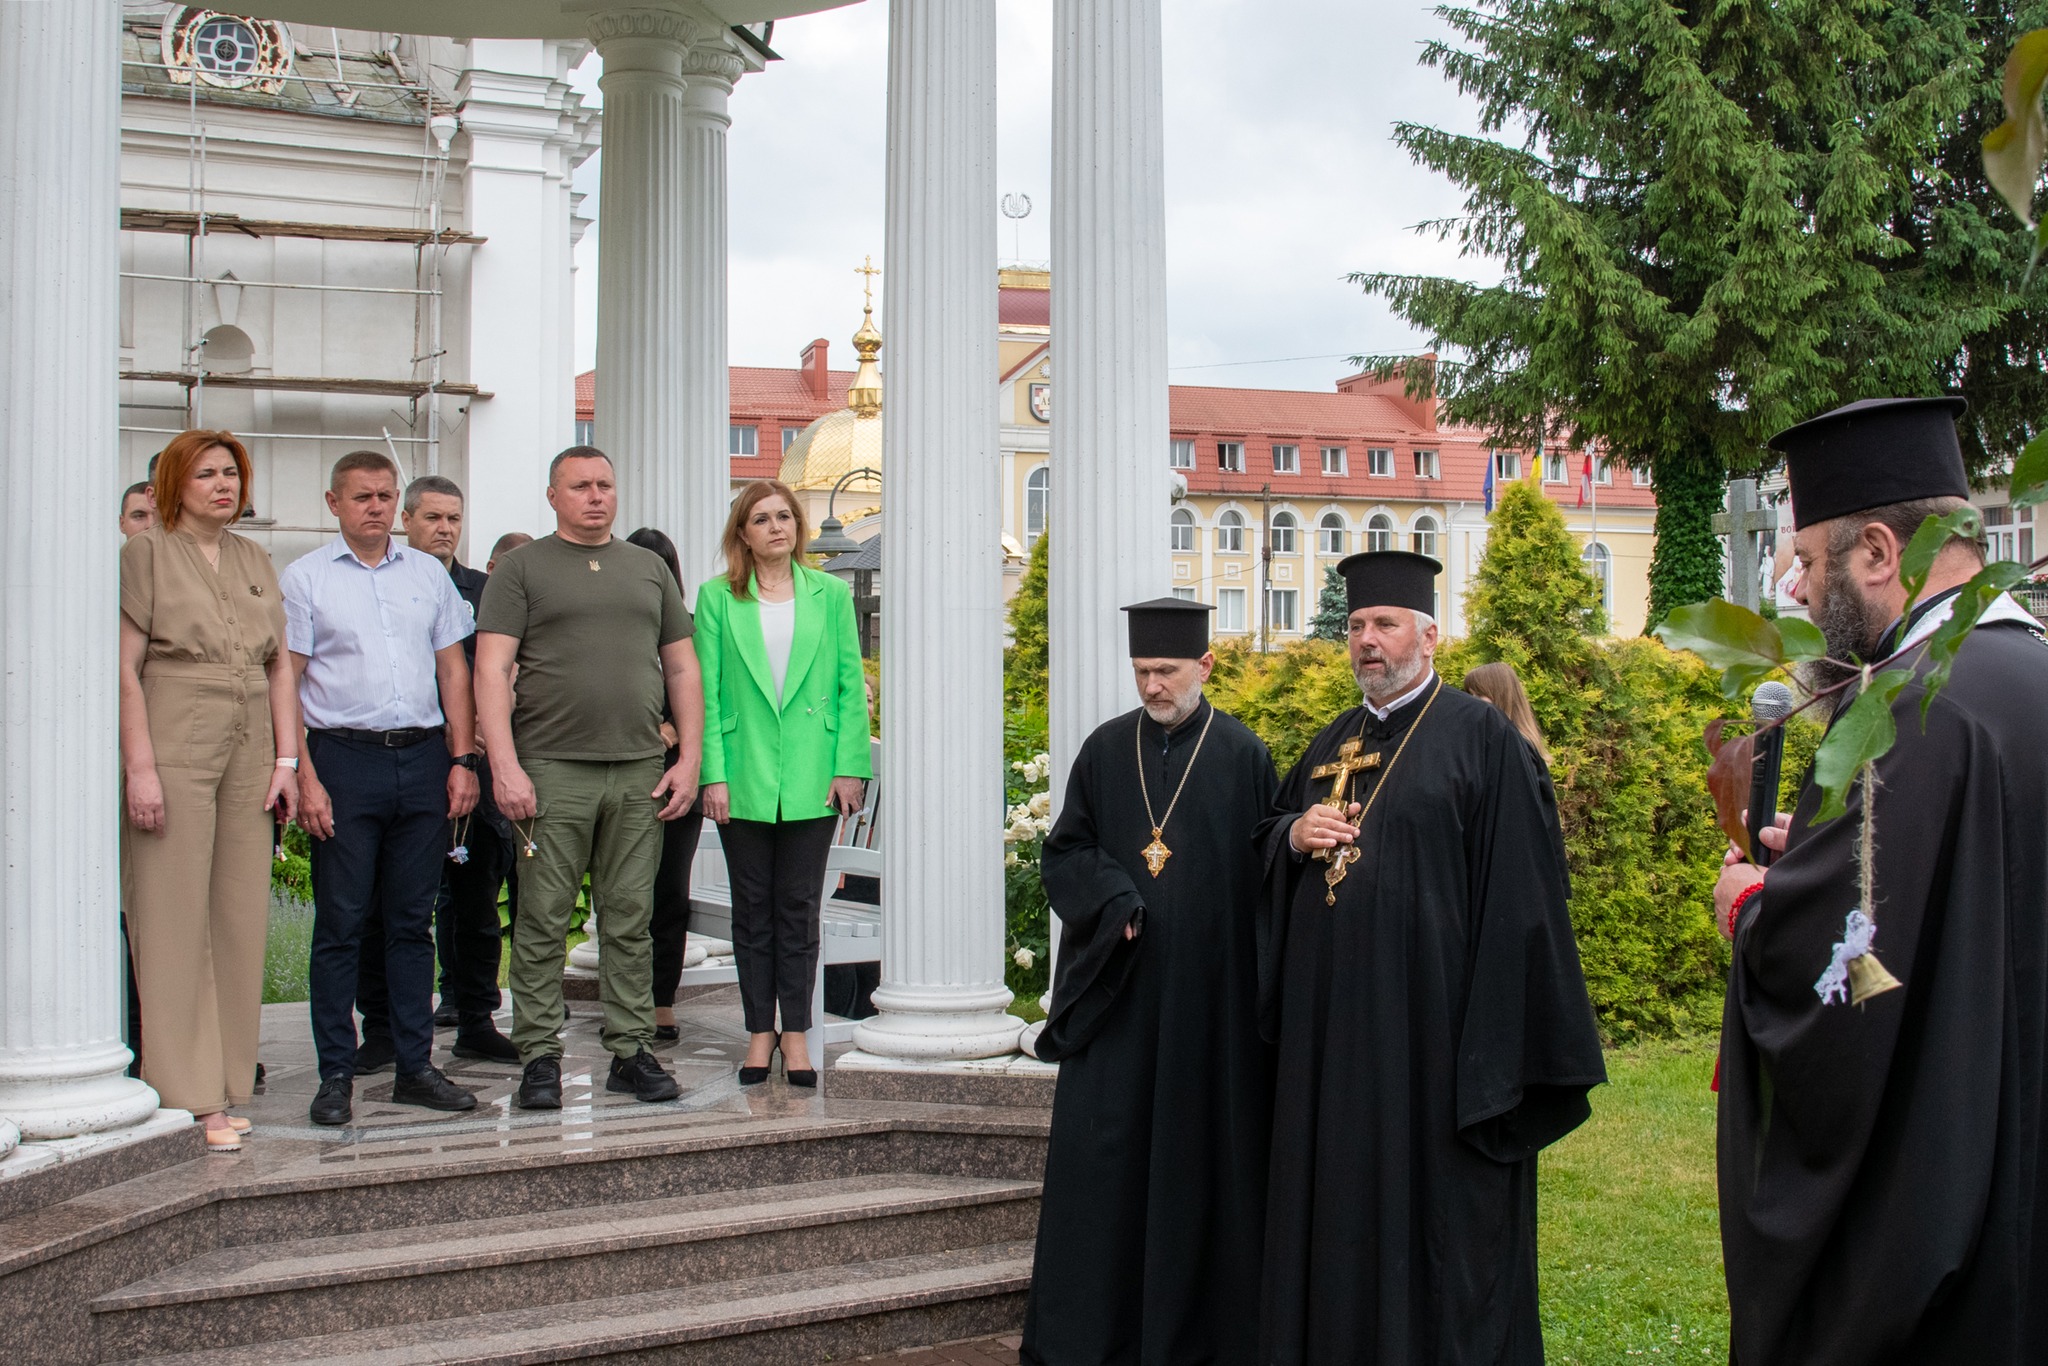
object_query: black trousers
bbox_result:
[307,732,450,1080]
[357,814,510,1037]
[650,795,705,1009]
[721,815,835,1033]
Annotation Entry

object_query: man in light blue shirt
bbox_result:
[281,451,481,1126]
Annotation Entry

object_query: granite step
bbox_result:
[92,1174,1040,1359]
[104,1239,1036,1366]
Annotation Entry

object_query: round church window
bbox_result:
[193,16,260,79]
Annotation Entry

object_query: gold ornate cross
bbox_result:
[1309,738,1380,902]
[1141,830,1172,877]
[856,255,881,309]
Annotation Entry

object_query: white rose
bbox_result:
[1004,850,1022,867]
[1028,791,1052,819]
[1013,946,1036,970]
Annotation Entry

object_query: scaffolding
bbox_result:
[118,14,480,490]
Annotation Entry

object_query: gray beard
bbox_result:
[1356,650,1428,706]
[1143,681,1205,727]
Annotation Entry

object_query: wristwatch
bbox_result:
[451,753,483,772]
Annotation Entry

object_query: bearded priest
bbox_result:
[1255,551,1606,1365]
[1021,598,1279,1366]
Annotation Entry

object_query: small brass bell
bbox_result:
[1846,952,1903,1006]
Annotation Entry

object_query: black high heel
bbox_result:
[738,1048,771,1085]
[779,1036,817,1089]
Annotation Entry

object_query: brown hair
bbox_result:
[721,479,808,600]
[1462,661,1550,765]
[153,429,253,530]
[329,449,399,492]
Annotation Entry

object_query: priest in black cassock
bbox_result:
[1021,598,1278,1366]
[1256,551,1605,1365]
[1714,397,2048,1365]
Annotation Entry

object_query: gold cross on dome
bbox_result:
[1310,738,1380,809]
[855,255,881,309]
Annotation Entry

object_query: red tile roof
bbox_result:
[1000,287,1050,328]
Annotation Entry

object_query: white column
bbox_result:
[848,0,1022,1063]
[458,41,592,556]
[1035,0,1171,1019]
[1047,0,1171,797]
[0,0,163,1142]
[585,6,693,551]
[672,31,745,590]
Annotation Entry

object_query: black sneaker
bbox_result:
[451,1020,520,1064]
[517,1056,562,1110]
[432,1002,460,1029]
[354,1035,396,1074]
[391,1065,477,1112]
[309,1076,353,1126]
[606,1049,680,1103]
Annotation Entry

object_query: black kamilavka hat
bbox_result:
[1767,396,1970,530]
[1122,597,1212,659]
[1335,551,1441,616]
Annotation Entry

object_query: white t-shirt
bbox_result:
[760,595,797,705]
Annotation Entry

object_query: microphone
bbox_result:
[1747,682,1794,866]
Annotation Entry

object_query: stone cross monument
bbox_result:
[1711,477,1775,612]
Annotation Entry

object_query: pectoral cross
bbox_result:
[1141,829,1172,877]
[1308,738,1379,903]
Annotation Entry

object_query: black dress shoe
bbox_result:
[253,1062,266,1091]
[354,1035,396,1074]
[451,1022,520,1063]
[607,1049,680,1102]
[653,1023,681,1043]
[432,1003,461,1029]
[517,1056,562,1110]
[309,1076,353,1126]
[392,1065,477,1112]
[737,1063,770,1085]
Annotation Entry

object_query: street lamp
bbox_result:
[807,466,881,557]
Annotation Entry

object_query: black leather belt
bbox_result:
[312,727,438,749]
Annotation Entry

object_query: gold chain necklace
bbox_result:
[1314,677,1442,905]
[1135,704,1217,877]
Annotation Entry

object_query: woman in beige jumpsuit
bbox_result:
[119,431,298,1152]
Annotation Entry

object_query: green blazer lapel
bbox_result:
[730,576,776,706]
[780,569,828,713]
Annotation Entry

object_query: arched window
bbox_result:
[1367,513,1395,553]
[201,324,255,374]
[1582,541,1612,614]
[1318,512,1347,555]
[1025,466,1049,544]
[1217,509,1246,554]
[1169,507,1196,552]
[1411,515,1439,558]
[1270,510,1299,555]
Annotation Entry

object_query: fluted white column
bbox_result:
[0,0,163,1141]
[1035,0,1171,1021]
[586,7,694,550]
[848,0,1022,1063]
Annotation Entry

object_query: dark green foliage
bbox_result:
[1645,457,1730,631]
[1310,564,1350,642]
[1003,537,1052,1003]
[1354,0,2047,623]
[1466,481,1606,677]
[1004,532,1049,710]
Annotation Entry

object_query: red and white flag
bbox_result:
[1578,452,1593,508]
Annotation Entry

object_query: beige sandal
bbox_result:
[225,1116,252,1134]
[203,1126,242,1154]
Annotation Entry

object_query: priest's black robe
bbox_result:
[1021,697,1279,1366]
[1255,677,1605,1365]
[1718,599,2048,1365]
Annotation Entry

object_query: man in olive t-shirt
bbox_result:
[474,447,705,1108]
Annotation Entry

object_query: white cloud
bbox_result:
[572,0,1491,394]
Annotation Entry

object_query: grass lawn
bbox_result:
[1540,1034,1728,1362]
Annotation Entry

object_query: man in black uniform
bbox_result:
[354,476,519,1068]
[1256,551,1605,1366]
[1714,397,2048,1364]
[1022,598,1278,1366]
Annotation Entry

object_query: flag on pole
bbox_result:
[1578,452,1593,508]
[1483,450,1496,513]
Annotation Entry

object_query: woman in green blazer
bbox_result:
[697,480,872,1086]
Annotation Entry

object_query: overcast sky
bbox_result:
[566,0,1490,393]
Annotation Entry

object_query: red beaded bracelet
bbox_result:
[1725,881,1762,937]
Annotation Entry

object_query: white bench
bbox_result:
[569,740,883,1064]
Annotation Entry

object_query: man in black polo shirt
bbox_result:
[353,476,520,1070]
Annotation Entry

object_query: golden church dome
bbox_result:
[780,257,884,493]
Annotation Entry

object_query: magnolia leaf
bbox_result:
[1917,561,2031,721]
[1655,599,1797,697]
[1982,30,2048,231]
[1900,507,1985,614]
[1775,615,1827,663]
[1703,718,1758,859]
[1812,669,1912,823]
[2011,428,2048,513]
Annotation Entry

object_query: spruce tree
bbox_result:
[1310,564,1350,642]
[1004,532,1050,708]
[1354,0,2048,629]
